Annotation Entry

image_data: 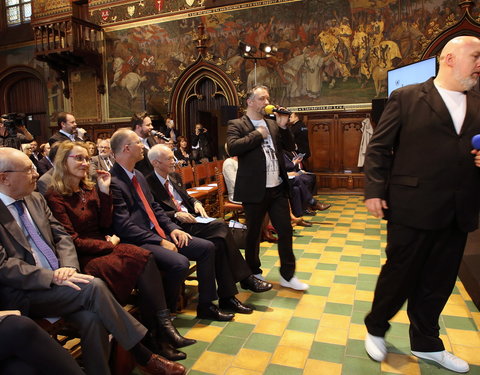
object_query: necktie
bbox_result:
[104,157,113,170]
[131,175,166,238]
[13,201,59,270]
[164,180,182,212]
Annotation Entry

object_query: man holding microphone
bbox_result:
[226,85,308,291]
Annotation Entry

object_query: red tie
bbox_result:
[164,179,182,212]
[131,175,166,238]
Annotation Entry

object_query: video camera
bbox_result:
[1,112,26,131]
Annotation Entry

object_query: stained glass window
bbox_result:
[5,0,31,26]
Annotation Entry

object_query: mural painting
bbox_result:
[105,0,467,119]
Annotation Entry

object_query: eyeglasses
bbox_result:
[1,165,36,174]
[68,155,91,163]
[98,146,111,150]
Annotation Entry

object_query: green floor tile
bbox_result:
[309,341,345,363]
[359,260,380,267]
[264,364,303,375]
[353,300,372,312]
[324,246,343,252]
[302,252,322,259]
[244,333,281,352]
[270,296,300,309]
[357,274,379,283]
[345,338,370,359]
[316,263,337,270]
[466,300,480,313]
[351,310,366,325]
[208,335,244,355]
[293,236,313,244]
[332,233,348,237]
[324,302,353,316]
[220,321,255,338]
[340,255,361,262]
[294,271,312,280]
[356,281,377,291]
[442,315,478,331]
[311,238,329,243]
[334,275,357,284]
[181,340,210,359]
[287,317,319,334]
[389,322,409,338]
[341,356,381,375]
[307,285,330,296]
[387,336,411,355]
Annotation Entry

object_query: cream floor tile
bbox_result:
[191,351,234,375]
[270,345,309,368]
[186,323,224,342]
[315,325,349,345]
[231,348,272,373]
[278,330,314,350]
[253,319,289,335]
[381,353,421,375]
[304,359,342,375]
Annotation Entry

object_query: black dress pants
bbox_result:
[364,222,467,351]
[181,219,252,298]
[243,185,295,280]
[0,315,84,375]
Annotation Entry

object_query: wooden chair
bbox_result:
[193,162,209,186]
[214,167,243,220]
[179,164,195,188]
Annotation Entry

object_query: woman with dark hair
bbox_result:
[45,141,195,361]
[173,136,191,166]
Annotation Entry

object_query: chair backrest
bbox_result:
[214,167,226,218]
[206,161,218,183]
[179,165,195,188]
[194,163,209,186]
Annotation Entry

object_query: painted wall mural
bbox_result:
[105,0,473,119]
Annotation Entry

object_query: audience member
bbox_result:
[37,143,53,176]
[165,116,179,143]
[227,85,308,291]
[36,143,59,195]
[289,112,311,163]
[48,112,81,146]
[147,145,273,311]
[174,136,191,166]
[85,141,96,156]
[29,140,42,167]
[109,128,234,321]
[0,147,186,375]
[0,311,84,375]
[132,112,158,177]
[45,141,195,361]
[0,115,33,150]
[191,123,212,162]
[91,138,115,171]
[363,36,480,373]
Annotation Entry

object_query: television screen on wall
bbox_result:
[387,57,437,96]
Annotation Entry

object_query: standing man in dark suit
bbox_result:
[363,36,480,373]
[109,128,234,321]
[191,123,213,162]
[226,85,308,291]
[132,112,158,177]
[146,144,273,313]
[0,147,185,375]
[48,112,82,146]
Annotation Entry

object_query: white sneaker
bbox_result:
[411,350,469,373]
[254,273,266,281]
[279,275,309,291]
[365,333,387,361]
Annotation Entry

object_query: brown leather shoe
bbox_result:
[139,354,186,375]
[297,219,312,227]
[311,202,331,211]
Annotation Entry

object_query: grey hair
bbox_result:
[0,147,23,172]
[148,144,170,163]
[110,128,134,155]
[246,85,269,101]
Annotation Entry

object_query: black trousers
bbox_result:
[0,315,84,375]
[365,222,467,351]
[243,185,295,280]
[140,235,217,308]
[181,219,252,298]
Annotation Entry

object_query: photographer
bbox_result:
[191,123,212,162]
[0,113,33,150]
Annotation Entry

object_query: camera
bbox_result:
[1,113,26,130]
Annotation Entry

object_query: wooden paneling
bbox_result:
[305,111,368,192]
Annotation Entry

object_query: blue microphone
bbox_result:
[472,134,480,149]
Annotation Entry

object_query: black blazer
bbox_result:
[37,157,53,176]
[48,132,81,146]
[110,162,181,245]
[226,115,295,203]
[135,136,157,177]
[146,172,199,220]
[364,77,480,232]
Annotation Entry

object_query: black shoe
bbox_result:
[219,297,253,314]
[240,274,273,293]
[157,341,187,361]
[196,303,235,321]
[157,309,197,348]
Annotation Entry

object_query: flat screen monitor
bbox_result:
[387,57,437,96]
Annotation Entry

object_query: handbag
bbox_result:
[228,220,247,249]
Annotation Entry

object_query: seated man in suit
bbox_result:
[91,138,115,172]
[284,150,330,217]
[0,147,185,375]
[48,112,82,146]
[109,128,234,321]
[146,145,273,311]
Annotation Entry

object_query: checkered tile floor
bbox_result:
[141,195,480,375]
